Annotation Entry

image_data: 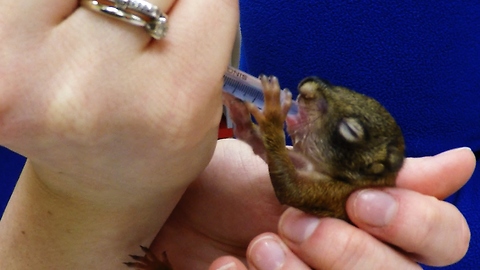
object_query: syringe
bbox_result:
[223,66,299,115]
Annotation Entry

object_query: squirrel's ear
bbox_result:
[367,162,385,175]
[365,146,404,175]
[365,145,404,176]
[386,145,404,171]
[298,77,331,91]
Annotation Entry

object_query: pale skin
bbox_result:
[0,0,475,270]
[159,141,474,270]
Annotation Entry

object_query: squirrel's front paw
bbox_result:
[247,75,292,131]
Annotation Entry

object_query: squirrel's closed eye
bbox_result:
[339,118,364,142]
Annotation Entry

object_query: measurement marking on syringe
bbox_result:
[223,67,299,115]
[225,77,262,100]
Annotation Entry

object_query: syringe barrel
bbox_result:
[223,67,299,115]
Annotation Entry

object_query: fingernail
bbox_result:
[249,236,285,270]
[353,189,398,227]
[280,208,320,243]
[216,262,237,270]
[443,147,472,155]
[452,146,472,152]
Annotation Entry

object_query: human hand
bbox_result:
[149,140,474,269]
[1,0,239,195]
[1,0,239,190]
[0,0,238,227]
[0,1,238,268]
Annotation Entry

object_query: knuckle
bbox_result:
[305,220,422,269]
[455,217,471,260]
[405,198,441,253]
[438,208,471,264]
[407,200,471,266]
[321,225,372,269]
[418,201,440,239]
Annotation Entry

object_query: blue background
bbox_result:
[239,1,479,268]
[1,1,479,268]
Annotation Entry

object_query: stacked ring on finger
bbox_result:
[80,0,168,39]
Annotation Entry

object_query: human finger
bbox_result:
[71,0,176,48]
[396,147,476,199]
[1,0,78,27]
[209,256,247,270]
[278,208,421,270]
[347,188,470,266]
[247,233,312,270]
[142,0,239,96]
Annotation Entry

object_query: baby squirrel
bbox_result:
[224,75,405,219]
[124,75,405,269]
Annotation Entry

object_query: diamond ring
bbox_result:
[80,0,168,40]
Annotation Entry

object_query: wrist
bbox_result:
[0,160,180,269]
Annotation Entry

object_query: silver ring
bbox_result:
[112,0,163,20]
[80,0,168,40]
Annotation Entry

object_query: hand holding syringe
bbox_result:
[223,66,299,115]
